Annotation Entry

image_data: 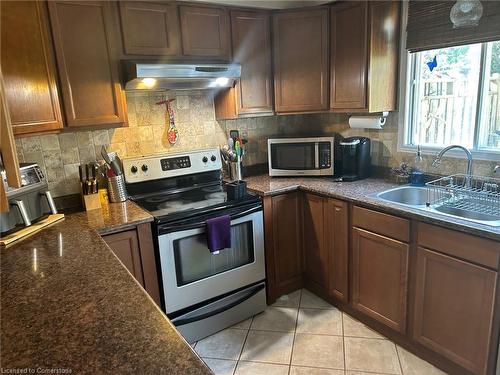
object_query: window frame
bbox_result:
[398,2,500,162]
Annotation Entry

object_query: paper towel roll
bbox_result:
[348,115,386,129]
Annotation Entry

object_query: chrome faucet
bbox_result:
[494,165,500,174]
[432,145,473,182]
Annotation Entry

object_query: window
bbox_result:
[405,41,500,154]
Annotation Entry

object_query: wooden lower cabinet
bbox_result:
[326,199,348,302]
[413,247,497,375]
[303,194,349,302]
[102,223,161,306]
[264,192,303,302]
[303,193,328,290]
[351,227,409,333]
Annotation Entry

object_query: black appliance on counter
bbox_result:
[339,137,371,181]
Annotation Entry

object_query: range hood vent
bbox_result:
[123,62,241,91]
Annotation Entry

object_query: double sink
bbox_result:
[371,185,500,227]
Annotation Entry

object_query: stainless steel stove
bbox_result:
[123,149,266,343]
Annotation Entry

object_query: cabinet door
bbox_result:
[330,2,368,111]
[179,5,230,60]
[103,230,145,287]
[273,8,329,113]
[303,194,328,290]
[1,1,63,135]
[326,199,348,302]
[367,1,399,112]
[268,193,303,296]
[119,1,181,56]
[413,247,496,375]
[48,1,126,127]
[231,10,273,115]
[352,227,409,333]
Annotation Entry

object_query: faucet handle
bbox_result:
[494,165,499,174]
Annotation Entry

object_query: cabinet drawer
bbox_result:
[353,206,409,242]
[417,223,499,270]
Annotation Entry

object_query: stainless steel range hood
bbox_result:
[123,62,241,91]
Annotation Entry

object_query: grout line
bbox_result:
[287,288,302,375]
[234,316,253,375]
[341,311,346,372]
[395,344,405,375]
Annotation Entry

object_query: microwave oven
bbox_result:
[268,137,334,177]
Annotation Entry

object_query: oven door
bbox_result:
[157,205,265,314]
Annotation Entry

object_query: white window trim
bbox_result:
[397,1,500,162]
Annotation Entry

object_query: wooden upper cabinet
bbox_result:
[179,5,230,60]
[330,1,399,113]
[352,227,409,333]
[1,1,63,136]
[231,10,273,116]
[119,1,181,56]
[273,8,329,113]
[214,10,273,120]
[48,1,126,128]
[413,247,497,375]
[330,2,368,111]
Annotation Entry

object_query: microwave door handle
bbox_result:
[315,143,319,169]
[10,200,32,226]
[41,191,58,214]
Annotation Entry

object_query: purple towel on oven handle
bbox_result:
[206,215,231,252]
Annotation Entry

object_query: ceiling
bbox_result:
[188,0,331,9]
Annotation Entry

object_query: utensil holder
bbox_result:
[107,174,127,203]
[226,180,247,200]
[228,161,242,182]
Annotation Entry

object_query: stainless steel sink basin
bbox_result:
[370,185,500,227]
[371,186,428,207]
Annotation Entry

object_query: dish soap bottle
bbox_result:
[410,145,425,186]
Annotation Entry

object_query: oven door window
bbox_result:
[173,221,255,286]
[271,143,316,170]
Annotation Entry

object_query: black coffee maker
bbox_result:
[339,137,371,181]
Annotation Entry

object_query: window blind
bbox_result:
[406,0,500,52]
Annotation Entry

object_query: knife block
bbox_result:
[83,193,101,211]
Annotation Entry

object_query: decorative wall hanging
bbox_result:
[156,98,178,145]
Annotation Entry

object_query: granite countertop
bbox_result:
[1,201,211,374]
[244,175,500,241]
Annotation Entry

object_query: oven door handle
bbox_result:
[158,205,262,233]
[170,282,265,327]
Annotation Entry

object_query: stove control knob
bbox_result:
[130,165,138,173]
[141,164,148,172]
[202,156,208,163]
[211,155,217,162]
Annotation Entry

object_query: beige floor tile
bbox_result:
[342,313,385,339]
[232,317,253,330]
[240,330,294,364]
[272,290,301,308]
[346,372,388,375]
[202,358,237,375]
[291,333,344,369]
[296,308,343,336]
[291,366,344,375]
[397,346,447,375]
[300,289,334,309]
[195,328,247,360]
[344,337,401,374]
[251,307,298,332]
[234,361,289,375]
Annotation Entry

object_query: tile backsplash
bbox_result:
[15,90,498,197]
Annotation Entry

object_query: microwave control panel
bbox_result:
[318,142,332,169]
